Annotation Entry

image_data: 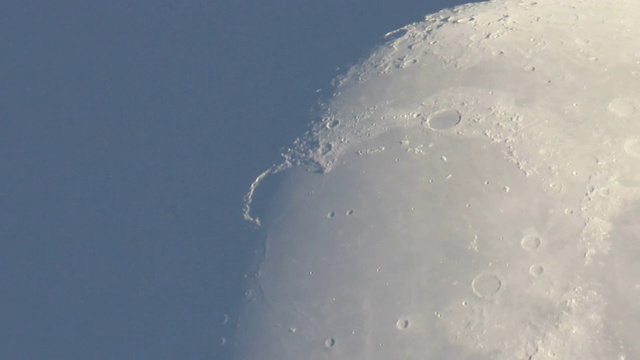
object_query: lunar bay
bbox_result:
[236,1,640,358]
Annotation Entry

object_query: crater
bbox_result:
[324,337,336,348]
[471,273,502,298]
[424,109,462,130]
[521,235,542,251]
[396,319,409,330]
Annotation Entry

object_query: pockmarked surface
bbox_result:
[238,1,640,358]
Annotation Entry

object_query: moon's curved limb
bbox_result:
[238,1,640,358]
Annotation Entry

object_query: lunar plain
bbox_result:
[235,1,640,359]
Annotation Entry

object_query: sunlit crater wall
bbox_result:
[235,1,640,359]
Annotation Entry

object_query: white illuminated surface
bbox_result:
[236,1,640,358]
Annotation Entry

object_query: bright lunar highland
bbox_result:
[236,1,640,359]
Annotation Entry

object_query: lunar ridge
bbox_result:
[238,1,640,359]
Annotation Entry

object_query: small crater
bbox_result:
[424,109,462,130]
[324,337,336,348]
[384,28,408,41]
[326,119,340,129]
[356,146,386,156]
[529,264,544,276]
[471,273,502,298]
[396,319,409,330]
[327,211,336,218]
[546,181,564,194]
[521,235,542,251]
[402,58,418,68]
[346,209,354,216]
[523,64,536,72]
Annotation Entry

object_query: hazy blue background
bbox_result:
[1,1,479,359]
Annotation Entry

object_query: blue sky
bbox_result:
[1,1,480,359]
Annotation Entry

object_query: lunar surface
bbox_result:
[235,1,640,359]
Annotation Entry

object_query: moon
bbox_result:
[236,1,640,359]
